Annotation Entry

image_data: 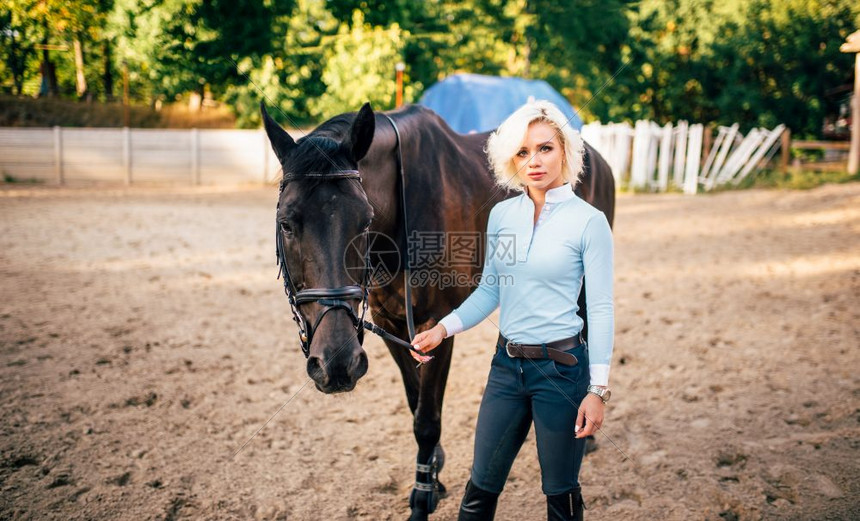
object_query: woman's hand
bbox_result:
[574,393,605,438]
[409,324,448,364]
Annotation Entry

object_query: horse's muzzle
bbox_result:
[307,348,368,394]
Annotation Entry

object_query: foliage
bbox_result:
[704,0,860,137]
[110,0,291,102]
[0,0,857,136]
[307,11,414,118]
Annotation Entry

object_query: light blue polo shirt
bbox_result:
[438,183,614,385]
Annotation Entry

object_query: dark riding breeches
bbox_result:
[469,338,590,495]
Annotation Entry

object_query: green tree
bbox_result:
[308,10,412,118]
[0,1,40,95]
[705,0,859,136]
[223,0,336,128]
[111,0,291,103]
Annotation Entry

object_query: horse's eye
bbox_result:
[280,221,293,235]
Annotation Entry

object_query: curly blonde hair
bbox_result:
[485,100,585,190]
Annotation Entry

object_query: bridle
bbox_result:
[274,115,425,360]
[275,169,371,358]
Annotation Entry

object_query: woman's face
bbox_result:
[513,121,565,193]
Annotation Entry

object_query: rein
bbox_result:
[275,115,426,360]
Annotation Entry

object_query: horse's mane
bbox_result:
[282,104,465,191]
[312,104,456,142]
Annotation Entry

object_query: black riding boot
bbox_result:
[546,487,585,521]
[457,479,500,521]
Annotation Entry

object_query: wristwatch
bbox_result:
[587,385,611,403]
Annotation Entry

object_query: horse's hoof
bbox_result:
[409,487,440,516]
[437,480,448,498]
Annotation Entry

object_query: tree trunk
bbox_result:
[38,24,59,98]
[103,40,114,100]
[73,36,88,99]
[8,24,24,95]
[38,51,59,97]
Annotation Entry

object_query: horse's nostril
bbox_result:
[306,356,328,385]
[351,351,369,381]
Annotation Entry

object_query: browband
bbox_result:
[281,170,361,183]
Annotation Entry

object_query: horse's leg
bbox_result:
[374,315,452,520]
[408,329,453,521]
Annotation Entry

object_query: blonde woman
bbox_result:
[411,100,614,521]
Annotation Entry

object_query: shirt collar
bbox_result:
[525,182,575,204]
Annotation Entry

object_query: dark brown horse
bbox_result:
[262,102,615,520]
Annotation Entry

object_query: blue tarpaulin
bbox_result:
[418,73,583,134]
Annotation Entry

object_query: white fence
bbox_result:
[582,120,785,194]
[0,127,289,185]
[2,123,787,192]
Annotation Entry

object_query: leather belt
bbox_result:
[497,333,582,366]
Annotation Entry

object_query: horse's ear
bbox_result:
[345,102,375,163]
[261,102,296,163]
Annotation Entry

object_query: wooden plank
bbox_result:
[672,121,688,187]
[795,161,850,172]
[123,127,131,185]
[0,128,55,147]
[791,141,851,150]
[0,127,321,185]
[54,126,63,184]
[684,124,703,195]
[612,122,633,184]
[61,128,123,145]
[630,120,651,189]
[720,129,765,184]
[700,126,727,185]
[706,124,739,190]
[191,128,200,185]
[130,129,191,149]
[261,129,269,183]
[199,129,261,150]
[657,122,673,192]
[63,164,125,181]
[645,122,660,189]
[62,146,123,164]
[734,124,786,185]
[0,148,57,163]
[0,164,57,181]
[780,128,791,173]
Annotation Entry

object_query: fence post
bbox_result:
[53,126,63,185]
[684,124,703,195]
[780,128,791,173]
[657,122,672,192]
[672,121,688,188]
[122,127,132,185]
[262,129,269,183]
[191,128,200,185]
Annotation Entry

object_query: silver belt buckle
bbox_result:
[505,340,519,358]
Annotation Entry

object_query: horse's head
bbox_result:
[262,102,376,393]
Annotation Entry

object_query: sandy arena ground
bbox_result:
[1,182,858,520]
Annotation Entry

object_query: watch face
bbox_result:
[603,389,611,402]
